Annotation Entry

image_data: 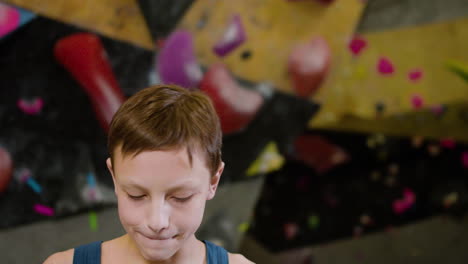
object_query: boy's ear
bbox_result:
[106,158,117,194]
[207,162,224,200]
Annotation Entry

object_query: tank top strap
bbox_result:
[73,241,102,264]
[204,240,229,264]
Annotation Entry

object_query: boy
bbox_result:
[44,85,253,263]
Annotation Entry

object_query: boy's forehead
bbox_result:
[112,144,208,171]
[111,145,213,189]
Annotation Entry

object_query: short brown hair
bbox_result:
[108,84,222,175]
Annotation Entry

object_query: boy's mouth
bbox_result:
[141,233,178,241]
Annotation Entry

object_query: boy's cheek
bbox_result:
[118,199,143,226]
[184,200,206,227]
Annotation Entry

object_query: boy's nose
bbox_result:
[147,200,170,233]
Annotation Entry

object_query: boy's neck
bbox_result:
[108,233,206,264]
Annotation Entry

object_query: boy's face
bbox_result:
[107,146,223,261]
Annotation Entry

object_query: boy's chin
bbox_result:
[132,233,182,261]
[140,249,177,262]
[137,240,180,262]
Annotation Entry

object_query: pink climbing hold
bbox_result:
[393,199,409,214]
[393,188,416,215]
[284,222,299,240]
[408,69,423,82]
[0,3,20,38]
[440,138,456,149]
[288,36,331,98]
[377,57,395,75]
[349,36,367,56]
[461,152,468,169]
[403,188,416,204]
[34,204,55,216]
[17,97,44,115]
[411,94,424,109]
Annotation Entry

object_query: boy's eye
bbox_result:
[128,194,145,200]
[173,195,193,203]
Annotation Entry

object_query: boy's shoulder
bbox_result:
[42,249,74,264]
[228,252,255,264]
[42,242,254,264]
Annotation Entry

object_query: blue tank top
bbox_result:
[73,240,228,264]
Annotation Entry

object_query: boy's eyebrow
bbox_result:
[121,182,146,190]
[166,182,198,193]
[121,180,198,192]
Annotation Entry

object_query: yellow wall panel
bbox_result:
[3,0,153,49]
[311,17,468,141]
[178,0,366,93]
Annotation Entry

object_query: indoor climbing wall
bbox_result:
[177,0,468,142]
[5,0,468,142]
[311,16,468,141]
